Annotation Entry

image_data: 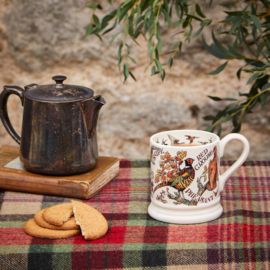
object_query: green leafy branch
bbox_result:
[85,0,270,136]
[86,0,212,81]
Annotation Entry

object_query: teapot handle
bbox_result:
[0,86,24,144]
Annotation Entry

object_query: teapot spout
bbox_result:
[80,95,106,138]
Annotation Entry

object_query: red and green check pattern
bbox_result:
[0,160,270,269]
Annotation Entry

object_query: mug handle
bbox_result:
[219,133,250,192]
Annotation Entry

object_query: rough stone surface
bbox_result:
[0,0,269,162]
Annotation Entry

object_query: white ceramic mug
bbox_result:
[148,130,250,224]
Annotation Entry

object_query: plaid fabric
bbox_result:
[0,160,270,270]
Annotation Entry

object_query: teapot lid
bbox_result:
[23,75,94,103]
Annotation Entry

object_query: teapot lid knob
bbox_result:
[52,75,67,85]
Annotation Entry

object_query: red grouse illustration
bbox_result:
[185,135,199,144]
[154,158,195,200]
[206,146,218,191]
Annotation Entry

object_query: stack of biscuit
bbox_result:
[24,200,108,240]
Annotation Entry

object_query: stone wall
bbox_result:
[0,0,269,160]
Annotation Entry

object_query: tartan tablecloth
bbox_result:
[1,159,270,270]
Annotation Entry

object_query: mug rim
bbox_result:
[150,129,219,149]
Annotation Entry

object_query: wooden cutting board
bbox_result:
[0,145,120,199]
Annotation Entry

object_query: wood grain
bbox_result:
[0,145,120,199]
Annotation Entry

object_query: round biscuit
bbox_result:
[24,218,80,239]
[43,203,73,225]
[71,200,108,240]
[34,209,79,230]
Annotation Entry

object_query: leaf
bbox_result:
[88,3,99,9]
[175,19,185,28]
[144,20,149,35]
[244,97,259,115]
[124,62,129,81]
[157,38,162,54]
[207,61,228,75]
[205,125,215,132]
[163,50,174,55]
[130,36,140,46]
[195,3,206,18]
[168,57,173,68]
[129,70,137,81]
[144,63,151,73]
[231,123,241,133]
[155,59,163,74]
[260,91,270,108]
[134,22,144,38]
[216,106,229,118]
[239,26,256,57]
[202,35,229,59]
[183,18,191,29]
[125,43,130,55]
[151,66,156,75]
[93,14,100,26]
[208,96,222,101]
[86,24,94,36]
[246,73,260,85]
[153,0,160,8]
[147,38,152,53]
[186,14,203,22]
[232,114,239,126]
[144,7,153,19]
[250,14,262,32]
[128,56,137,64]
[229,17,242,35]
[227,105,241,113]
[211,32,234,58]
[149,47,154,63]
[245,59,265,68]
[99,10,117,31]
[136,15,144,25]
[186,24,193,43]
[192,25,204,38]
[260,83,270,107]
[220,115,232,122]
[227,43,245,58]
[236,67,243,79]
[225,11,247,16]
[161,70,166,81]
[136,5,141,21]
[122,0,133,7]
[93,33,102,41]
[109,31,121,45]
[162,8,173,28]
[171,40,182,47]
[128,13,134,36]
[118,3,132,22]
[202,19,212,26]
[203,115,216,121]
[217,126,222,137]
[261,83,270,91]
[156,24,162,53]
[118,44,123,70]
[102,19,117,35]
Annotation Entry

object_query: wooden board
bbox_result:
[0,145,120,199]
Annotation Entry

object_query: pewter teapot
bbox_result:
[0,75,105,175]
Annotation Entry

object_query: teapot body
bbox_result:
[20,97,98,175]
[0,76,105,176]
